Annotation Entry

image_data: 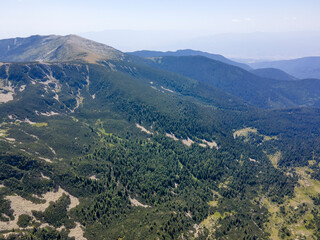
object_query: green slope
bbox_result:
[0,60,294,240]
[1,35,320,240]
[146,55,320,109]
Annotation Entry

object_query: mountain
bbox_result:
[1,35,320,240]
[250,68,297,81]
[250,56,320,79]
[145,55,320,108]
[128,49,252,70]
[0,34,125,63]
[0,35,264,240]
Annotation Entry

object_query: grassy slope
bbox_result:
[0,60,320,239]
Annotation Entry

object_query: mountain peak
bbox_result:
[0,34,125,63]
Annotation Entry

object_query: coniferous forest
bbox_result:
[0,35,320,239]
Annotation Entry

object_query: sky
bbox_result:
[1,0,320,58]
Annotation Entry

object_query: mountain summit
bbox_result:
[0,34,125,63]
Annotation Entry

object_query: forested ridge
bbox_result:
[1,35,320,239]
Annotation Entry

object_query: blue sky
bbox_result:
[2,0,320,37]
[1,0,320,58]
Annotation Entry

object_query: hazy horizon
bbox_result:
[79,30,320,60]
[1,0,320,59]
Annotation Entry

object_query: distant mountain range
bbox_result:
[143,55,320,108]
[250,56,320,79]
[129,49,320,81]
[80,30,320,59]
[1,35,319,109]
[250,68,297,81]
[128,49,252,71]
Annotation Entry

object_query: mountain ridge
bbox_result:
[0,34,125,63]
[250,68,297,81]
[250,56,320,79]
[128,49,252,71]
[144,55,320,109]
[1,35,320,239]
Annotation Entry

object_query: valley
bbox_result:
[0,35,320,239]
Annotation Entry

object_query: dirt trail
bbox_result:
[129,196,151,208]
[166,133,178,141]
[136,123,153,135]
